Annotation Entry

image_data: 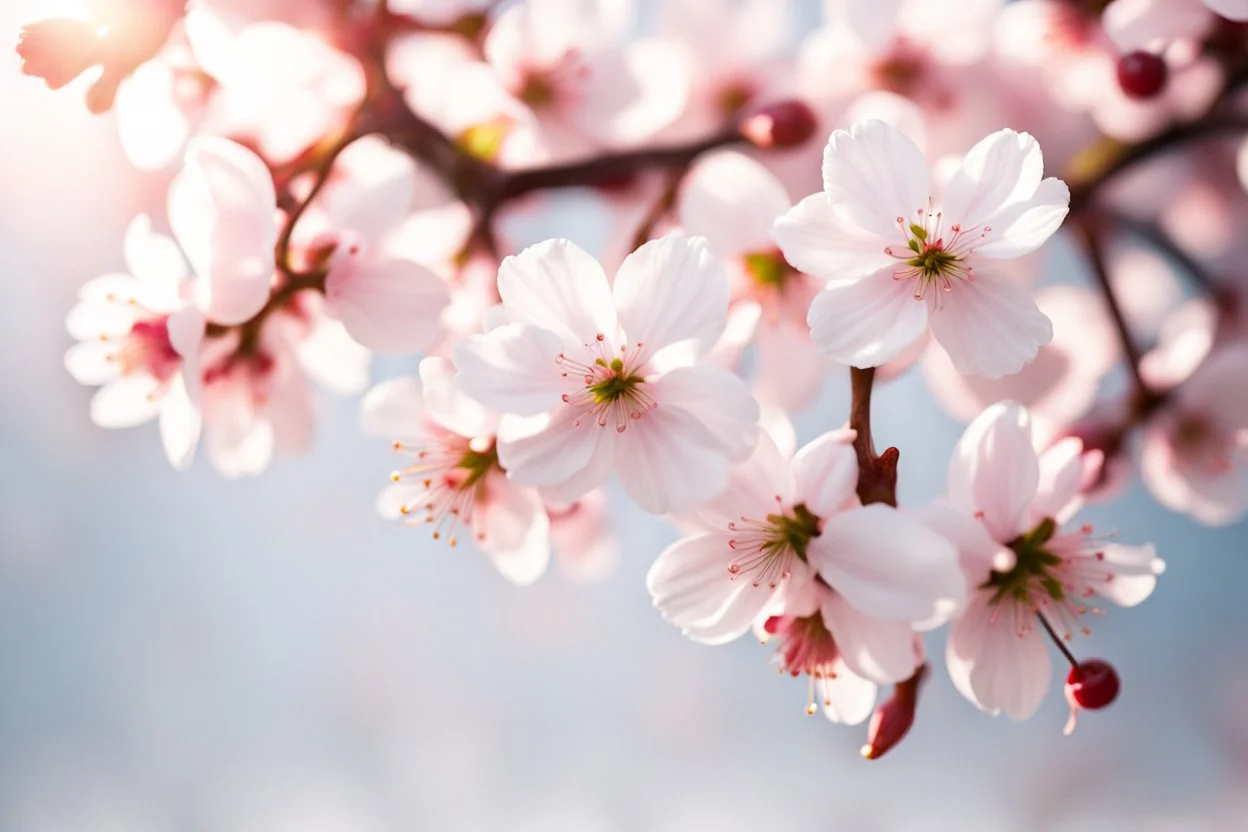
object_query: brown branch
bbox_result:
[1104,210,1228,302]
[849,367,899,507]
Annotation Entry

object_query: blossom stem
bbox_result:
[630,169,684,252]
[1037,612,1079,669]
[1074,216,1152,409]
[1105,210,1227,303]
[849,367,898,507]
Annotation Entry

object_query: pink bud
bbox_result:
[738,100,818,150]
[860,663,928,760]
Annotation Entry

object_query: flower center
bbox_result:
[743,249,795,291]
[558,335,655,432]
[390,438,501,547]
[885,210,989,300]
[717,81,755,116]
[764,612,843,715]
[456,119,513,162]
[726,502,820,588]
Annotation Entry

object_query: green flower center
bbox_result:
[982,517,1064,604]
[589,357,645,404]
[455,443,500,492]
[744,250,795,290]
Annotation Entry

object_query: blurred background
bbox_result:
[4,1,1248,830]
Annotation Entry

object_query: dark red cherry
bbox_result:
[1117,51,1168,100]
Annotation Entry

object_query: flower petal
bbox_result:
[614,236,728,365]
[822,119,930,240]
[453,323,568,416]
[496,409,609,497]
[1094,542,1164,608]
[419,356,496,440]
[90,375,162,428]
[1030,437,1089,526]
[679,150,791,258]
[771,193,894,282]
[809,504,965,622]
[647,532,773,645]
[791,429,859,519]
[325,254,449,355]
[807,272,929,368]
[477,473,551,586]
[973,179,1070,260]
[940,129,1043,233]
[159,372,202,470]
[928,268,1053,379]
[947,401,1039,542]
[613,402,736,514]
[821,592,920,685]
[947,591,1052,720]
[645,365,759,463]
[359,376,427,442]
[497,239,618,349]
[821,663,878,726]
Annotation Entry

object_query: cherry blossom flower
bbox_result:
[1141,345,1248,527]
[678,150,828,410]
[454,236,760,514]
[773,120,1067,378]
[934,401,1164,721]
[64,215,205,470]
[647,430,964,720]
[361,358,552,585]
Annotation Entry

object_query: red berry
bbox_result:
[1065,659,1120,710]
[738,99,819,150]
[1117,51,1167,100]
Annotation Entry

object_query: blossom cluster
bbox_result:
[22,0,1248,757]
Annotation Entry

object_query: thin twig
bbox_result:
[849,367,899,507]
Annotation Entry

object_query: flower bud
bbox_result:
[860,663,928,760]
[737,100,818,150]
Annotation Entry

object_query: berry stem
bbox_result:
[1037,612,1079,669]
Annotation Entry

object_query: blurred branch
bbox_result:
[1104,210,1228,302]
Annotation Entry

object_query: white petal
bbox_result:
[569,40,689,146]
[821,664,878,726]
[419,356,495,439]
[973,179,1071,260]
[917,500,1013,590]
[771,193,894,282]
[614,236,728,365]
[453,323,568,416]
[295,319,372,396]
[169,138,277,325]
[116,60,190,172]
[325,254,449,355]
[613,403,737,514]
[821,592,920,685]
[496,408,609,495]
[1094,542,1164,608]
[807,273,929,368]
[688,431,796,532]
[645,365,759,462]
[947,592,1052,720]
[65,341,121,386]
[497,239,618,348]
[1030,438,1088,526]
[947,401,1039,542]
[821,120,931,240]
[205,405,274,479]
[1103,0,1214,52]
[319,135,417,237]
[159,372,202,470]
[477,474,552,586]
[90,375,162,428]
[647,532,773,645]
[928,268,1053,379]
[359,376,428,442]
[809,504,965,622]
[678,150,791,258]
[124,214,189,288]
[940,129,1044,233]
[791,429,859,519]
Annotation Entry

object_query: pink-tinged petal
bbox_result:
[570,40,689,147]
[166,305,206,361]
[809,504,964,622]
[928,268,1053,379]
[497,239,618,348]
[807,273,929,368]
[453,323,567,416]
[116,61,190,172]
[772,194,895,282]
[1182,344,1248,432]
[169,138,277,326]
[1103,0,1213,51]
[65,342,121,386]
[678,150,792,258]
[419,357,496,440]
[613,404,736,514]
[691,431,796,532]
[645,365,760,463]
[821,592,920,685]
[497,409,609,497]
[754,317,828,411]
[917,501,1014,595]
[614,236,728,365]
[941,129,1044,233]
[549,490,619,582]
[376,482,426,520]
[477,474,551,586]
[124,215,189,289]
[319,135,417,237]
[266,362,315,457]
[973,179,1070,260]
[159,372,202,471]
[66,296,140,342]
[821,120,930,240]
[205,413,274,479]
[839,0,904,50]
[947,592,1052,720]
[1207,0,1248,20]
[947,401,1039,542]
[792,429,859,520]
[359,376,427,443]
[1094,542,1164,608]
[324,254,449,355]
[1140,423,1248,526]
[1030,438,1088,526]
[90,375,163,428]
[647,532,773,645]
[821,663,878,726]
